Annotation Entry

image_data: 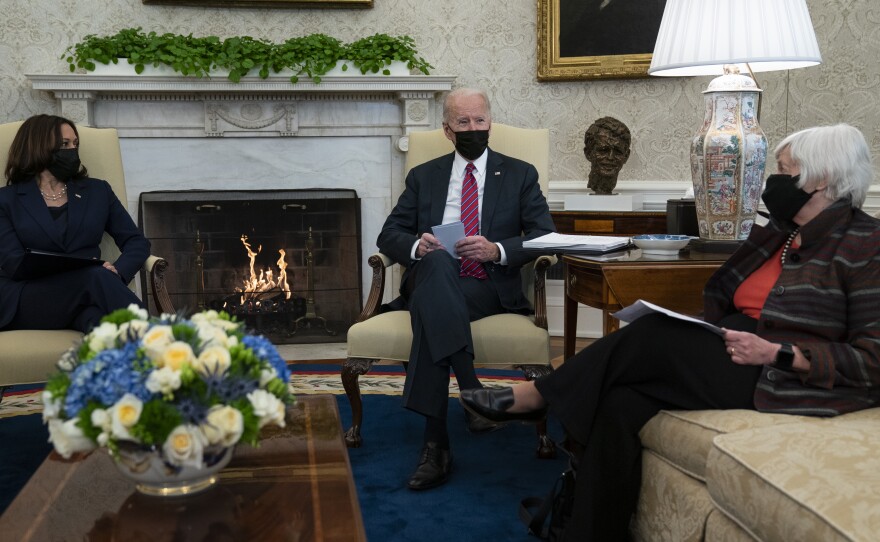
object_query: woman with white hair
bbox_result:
[461,123,880,541]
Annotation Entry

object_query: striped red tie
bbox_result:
[460,163,488,279]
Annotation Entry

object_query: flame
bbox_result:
[237,235,292,304]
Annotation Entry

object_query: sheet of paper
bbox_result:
[522,232,631,252]
[431,221,466,258]
[612,299,724,336]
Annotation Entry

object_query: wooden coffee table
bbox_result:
[564,249,730,359]
[0,394,365,542]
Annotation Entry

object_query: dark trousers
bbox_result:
[535,313,763,541]
[400,250,504,419]
[7,266,143,333]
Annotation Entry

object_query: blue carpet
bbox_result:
[338,394,567,541]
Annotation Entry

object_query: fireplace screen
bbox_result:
[139,189,361,344]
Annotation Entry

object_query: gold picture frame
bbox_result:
[537,0,665,81]
[143,0,372,8]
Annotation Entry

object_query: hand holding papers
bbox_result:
[612,299,723,336]
[431,222,466,258]
[523,233,631,253]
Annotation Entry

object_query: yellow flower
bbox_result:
[163,424,207,468]
[202,405,244,447]
[194,345,231,376]
[142,325,175,361]
[158,341,196,371]
[110,394,143,441]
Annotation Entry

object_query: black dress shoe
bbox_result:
[464,408,502,434]
[459,387,548,425]
[407,442,452,490]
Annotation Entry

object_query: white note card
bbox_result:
[431,222,466,258]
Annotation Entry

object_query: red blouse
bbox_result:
[733,240,798,319]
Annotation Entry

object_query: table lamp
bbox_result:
[648,0,821,248]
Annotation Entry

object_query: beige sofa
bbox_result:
[633,405,880,541]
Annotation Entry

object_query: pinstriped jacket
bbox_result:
[704,201,880,416]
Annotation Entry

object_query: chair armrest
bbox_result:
[145,255,175,315]
[356,252,394,323]
[532,255,557,330]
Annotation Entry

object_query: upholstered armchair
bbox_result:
[342,124,558,458]
[0,120,174,399]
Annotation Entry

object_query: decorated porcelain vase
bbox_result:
[690,71,768,240]
[113,443,233,497]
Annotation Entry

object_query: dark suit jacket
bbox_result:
[0,177,150,328]
[377,149,555,313]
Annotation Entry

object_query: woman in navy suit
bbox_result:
[0,114,149,333]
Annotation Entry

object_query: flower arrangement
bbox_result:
[42,305,293,469]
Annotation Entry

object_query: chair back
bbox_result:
[0,120,127,263]
[404,123,550,196]
[404,123,551,306]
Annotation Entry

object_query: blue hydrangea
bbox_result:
[63,341,152,417]
[242,334,290,383]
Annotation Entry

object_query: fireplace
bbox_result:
[139,189,361,344]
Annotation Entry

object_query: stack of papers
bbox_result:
[523,233,632,253]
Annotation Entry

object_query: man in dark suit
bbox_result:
[378,88,555,490]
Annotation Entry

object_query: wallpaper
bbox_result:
[1,0,878,183]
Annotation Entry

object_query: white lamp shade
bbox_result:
[649,0,822,76]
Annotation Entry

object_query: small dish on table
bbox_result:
[632,234,692,255]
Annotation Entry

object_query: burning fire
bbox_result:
[236,235,292,304]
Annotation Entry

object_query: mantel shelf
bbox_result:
[28,73,456,95]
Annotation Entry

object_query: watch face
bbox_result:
[775,343,795,369]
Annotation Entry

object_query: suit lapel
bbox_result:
[481,149,504,235]
[64,179,88,245]
[429,153,454,227]
[17,181,65,250]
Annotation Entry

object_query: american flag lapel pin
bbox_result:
[75,193,81,198]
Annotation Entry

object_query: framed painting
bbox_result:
[537,0,666,81]
[142,0,372,8]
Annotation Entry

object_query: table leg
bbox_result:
[564,289,577,360]
[603,311,619,336]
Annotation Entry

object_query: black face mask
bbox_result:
[451,129,489,161]
[761,174,817,222]
[47,148,81,181]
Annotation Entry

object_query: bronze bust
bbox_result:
[584,117,632,195]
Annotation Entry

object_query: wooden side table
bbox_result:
[552,210,667,236]
[563,250,729,360]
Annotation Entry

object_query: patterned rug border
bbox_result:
[0,363,526,419]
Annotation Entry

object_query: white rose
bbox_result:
[41,390,62,422]
[157,341,196,371]
[126,303,149,320]
[119,318,150,341]
[163,425,207,468]
[201,405,244,447]
[110,394,143,441]
[91,408,112,446]
[48,418,96,459]
[87,322,119,352]
[193,346,231,376]
[196,323,229,349]
[247,389,286,429]
[259,367,278,387]
[191,310,239,332]
[145,367,182,395]
[142,325,175,361]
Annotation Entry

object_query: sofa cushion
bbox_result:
[708,410,880,541]
[0,329,84,386]
[346,311,550,365]
[639,409,810,481]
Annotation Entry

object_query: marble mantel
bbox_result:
[28,73,456,301]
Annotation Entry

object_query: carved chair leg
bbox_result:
[518,364,557,459]
[341,357,376,448]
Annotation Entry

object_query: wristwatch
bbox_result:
[774,343,795,370]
